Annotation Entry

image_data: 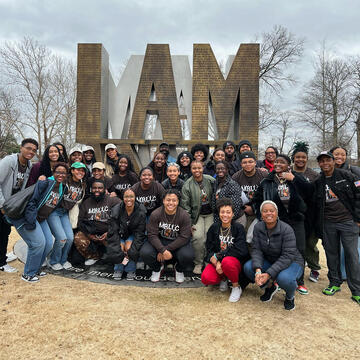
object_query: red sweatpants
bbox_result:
[201,256,241,285]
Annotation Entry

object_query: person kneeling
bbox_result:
[74,180,120,266]
[244,200,304,311]
[106,188,146,280]
[201,198,249,302]
[140,189,194,283]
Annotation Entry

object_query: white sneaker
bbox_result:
[175,270,185,283]
[49,263,63,271]
[62,261,72,270]
[0,264,18,273]
[85,259,98,266]
[150,265,164,282]
[229,286,242,302]
[219,280,229,292]
[193,264,202,275]
[6,251,17,262]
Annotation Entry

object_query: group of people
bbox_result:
[1,138,360,311]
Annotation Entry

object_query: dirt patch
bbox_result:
[1,231,360,359]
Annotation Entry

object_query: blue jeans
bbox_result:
[47,208,74,265]
[114,235,136,273]
[16,220,53,277]
[244,259,303,299]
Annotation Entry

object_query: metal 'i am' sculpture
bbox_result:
[76,43,259,171]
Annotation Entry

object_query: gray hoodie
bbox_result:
[0,154,32,208]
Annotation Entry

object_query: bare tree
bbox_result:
[0,37,76,154]
[0,88,19,156]
[299,44,356,150]
[351,56,360,162]
[256,25,305,95]
[259,101,277,131]
[270,111,298,154]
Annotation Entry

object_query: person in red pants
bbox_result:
[201,198,249,302]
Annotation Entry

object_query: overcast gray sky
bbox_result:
[0,0,359,113]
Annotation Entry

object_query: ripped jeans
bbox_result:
[47,207,74,265]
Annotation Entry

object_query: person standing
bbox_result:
[82,145,97,173]
[313,151,360,305]
[8,162,68,282]
[0,138,38,273]
[159,142,176,165]
[181,160,215,274]
[257,146,278,172]
[291,142,321,283]
[252,154,312,295]
[232,151,267,232]
[104,143,120,177]
[176,151,194,181]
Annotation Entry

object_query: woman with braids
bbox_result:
[109,154,138,199]
[291,142,321,283]
[190,143,209,164]
[176,151,194,181]
[148,151,168,183]
[203,148,226,177]
[27,144,62,186]
[330,146,360,179]
[252,153,312,295]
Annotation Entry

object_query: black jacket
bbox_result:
[212,175,243,222]
[251,220,304,279]
[339,161,360,179]
[105,201,147,263]
[252,171,311,222]
[313,168,360,238]
[203,160,216,177]
[161,178,185,192]
[204,222,249,264]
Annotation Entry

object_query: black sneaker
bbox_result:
[37,271,47,277]
[21,274,39,283]
[284,297,295,311]
[260,283,279,302]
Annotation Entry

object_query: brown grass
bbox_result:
[1,231,360,360]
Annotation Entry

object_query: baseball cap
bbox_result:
[316,151,334,161]
[69,146,83,155]
[105,143,117,151]
[92,162,106,170]
[71,162,86,169]
[83,145,95,152]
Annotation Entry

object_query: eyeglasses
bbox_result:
[265,151,276,155]
[23,146,37,153]
[54,171,67,176]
